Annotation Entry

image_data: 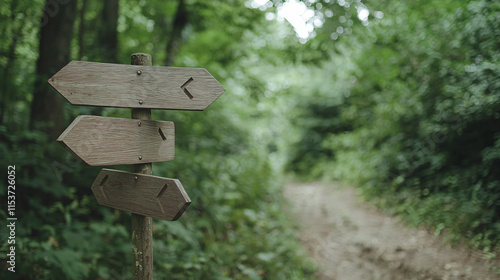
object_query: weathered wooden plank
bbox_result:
[48,60,225,110]
[57,115,174,166]
[91,169,191,221]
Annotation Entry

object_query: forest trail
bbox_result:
[284,182,500,280]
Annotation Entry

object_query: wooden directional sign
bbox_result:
[48,61,225,110]
[91,169,191,221]
[57,115,174,166]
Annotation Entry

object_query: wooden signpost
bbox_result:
[91,169,190,221]
[50,53,225,280]
[57,116,175,166]
[48,60,225,110]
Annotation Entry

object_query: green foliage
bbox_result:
[6,0,499,277]
[0,0,316,279]
[0,104,316,278]
[288,0,500,252]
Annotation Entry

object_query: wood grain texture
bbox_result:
[91,169,191,221]
[57,115,174,166]
[130,52,154,280]
[48,60,225,110]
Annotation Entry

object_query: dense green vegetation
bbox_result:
[0,0,317,279]
[1,0,499,279]
[287,0,500,255]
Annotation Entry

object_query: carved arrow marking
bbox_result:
[180,77,194,99]
[91,169,191,221]
[99,175,109,201]
[156,184,169,215]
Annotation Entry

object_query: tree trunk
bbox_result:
[0,1,21,126]
[165,0,188,66]
[78,0,87,59]
[30,0,77,139]
[98,0,119,62]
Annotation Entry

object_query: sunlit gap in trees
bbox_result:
[247,0,383,43]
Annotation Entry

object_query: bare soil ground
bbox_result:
[284,181,500,280]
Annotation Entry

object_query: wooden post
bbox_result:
[131,53,153,280]
[51,52,224,280]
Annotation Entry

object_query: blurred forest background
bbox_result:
[0,0,499,279]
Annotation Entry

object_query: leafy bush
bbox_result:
[288,0,500,252]
[0,0,318,278]
[0,103,316,279]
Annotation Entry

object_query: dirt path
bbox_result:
[284,182,500,280]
